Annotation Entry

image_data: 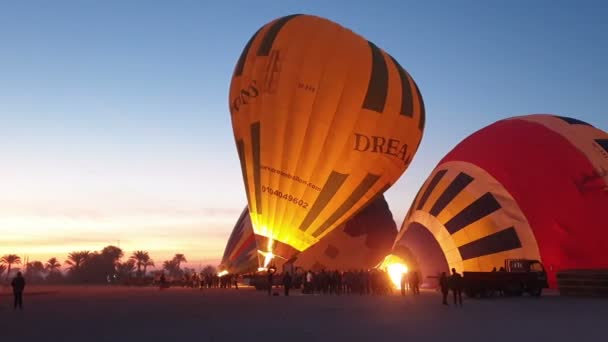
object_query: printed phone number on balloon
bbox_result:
[261,186,309,209]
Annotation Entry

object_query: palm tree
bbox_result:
[27,261,44,271]
[101,246,123,263]
[117,260,136,278]
[0,264,6,278]
[1,254,21,280]
[25,261,45,280]
[142,258,155,277]
[130,251,149,277]
[172,254,187,270]
[65,251,90,271]
[46,257,61,274]
[163,260,175,271]
[163,259,180,277]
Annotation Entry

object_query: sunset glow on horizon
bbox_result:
[0,194,242,268]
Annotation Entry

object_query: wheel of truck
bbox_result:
[529,287,542,297]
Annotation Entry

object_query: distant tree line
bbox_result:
[0,247,217,285]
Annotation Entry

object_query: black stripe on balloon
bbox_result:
[234,27,263,77]
[429,172,474,217]
[375,183,391,199]
[237,139,252,213]
[221,208,249,262]
[356,182,391,214]
[362,41,389,113]
[298,171,349,232]
[344,182,392,228]
[444,193,502,234]
[595,139,608,153]
[388,55,413,117]
[555,116,593,126]
[406,186,423,218]
[251,122,262,214]
[312,173,381,238]
[414,81,425,131]
[233,252,256,270]
[416,169,448,211]
[458,227,522,261]
[257,14,301,56]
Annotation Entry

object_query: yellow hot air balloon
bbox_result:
[229,14,425,267]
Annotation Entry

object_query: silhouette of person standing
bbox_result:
[282,272,293,296]
[159,273,167,290]
[11,272,26,310]
[410,271,420,295]
[267,271,274,296]
[450,268,463,306]
[400,272,407,296]
[439,272,449,305]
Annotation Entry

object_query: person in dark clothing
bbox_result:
[11,272,26,310]
[410,271,420,295]
[267,271,274,296]
[282,272,293,296]
[159,273,167,290]
[439,272,450,305]
[333,271,342,295]
[450,268,463,306]
[400,272,407,296]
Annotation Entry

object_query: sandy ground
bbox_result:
[1,285,606,342]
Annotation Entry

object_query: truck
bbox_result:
[463,259,549,298]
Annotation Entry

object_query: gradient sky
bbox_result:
[1,1,606,269]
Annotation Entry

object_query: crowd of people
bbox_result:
[298,269,396,295]
[4,266,466,310]
[261,267,465,307]
[157,271,239,289]
[258,268,425,297]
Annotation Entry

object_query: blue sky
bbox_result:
[1,0,606,266]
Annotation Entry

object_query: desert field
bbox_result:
[1,285,606,341]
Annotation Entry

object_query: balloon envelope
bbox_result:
[391,114,608,287]
[219,209,258,275]
[293,195,397,271]
[229,14,424,263]
[221,195,397,274]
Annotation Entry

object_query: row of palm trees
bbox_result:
[0,255,62,281]
[1,251,190,282]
